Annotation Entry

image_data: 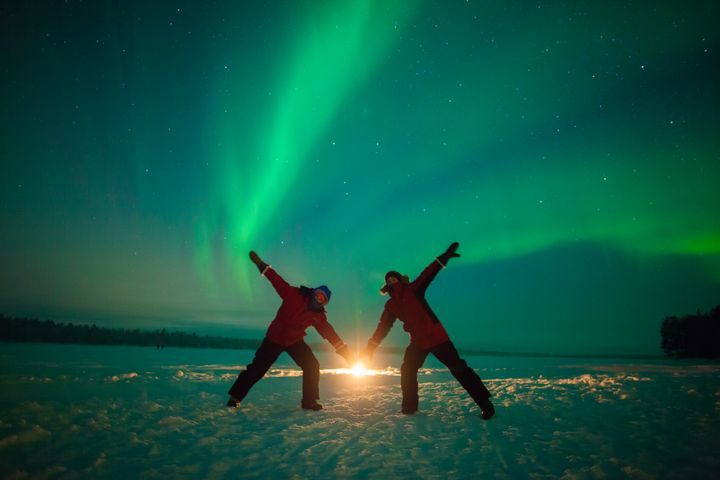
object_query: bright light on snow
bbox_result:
[351,362,369,377]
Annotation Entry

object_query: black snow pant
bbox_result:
[401,340,491,411]
[228,338,320,404]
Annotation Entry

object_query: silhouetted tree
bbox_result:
[0,315,261,351]
[661,305,720,358]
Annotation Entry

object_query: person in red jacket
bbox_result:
[362,242,495,419]
[227,251,354,410]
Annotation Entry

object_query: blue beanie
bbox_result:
[314,285,332,302]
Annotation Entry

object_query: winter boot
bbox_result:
[478,398,495,420]
[401,401,418,415]
[301,400,323,411]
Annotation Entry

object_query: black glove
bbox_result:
[249,251,269,273]
[437,242,460,266]
[336,344,354,365]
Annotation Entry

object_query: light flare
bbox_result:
[351,362,370,377]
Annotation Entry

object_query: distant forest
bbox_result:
[661,305,720,358]
[0,315,263,351]
[5,312,706,358]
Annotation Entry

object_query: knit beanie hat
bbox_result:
[380,271,409,295]
[314,285,332,303]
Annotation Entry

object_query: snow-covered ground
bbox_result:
[1,344,718,479]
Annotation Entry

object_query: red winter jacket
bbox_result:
[262,267,345,349]
[369,258,451,350]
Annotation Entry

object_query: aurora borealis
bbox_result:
[1,1,718,354]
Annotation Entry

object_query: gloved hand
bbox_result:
[336,344,354,365]
[361,341,378,363]
[249,250,269,273]
[437,242,460,266]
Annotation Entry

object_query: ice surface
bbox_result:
[1,344,719,479]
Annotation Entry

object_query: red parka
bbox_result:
[262,267,345,349]
[369,258,451,350]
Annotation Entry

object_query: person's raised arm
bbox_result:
[362,307,397,362]
[413,242,460,295]
[249,251,291,299]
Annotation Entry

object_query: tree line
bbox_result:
[0,315,262,350]
[661,305,720,358]
[7,311,715,358]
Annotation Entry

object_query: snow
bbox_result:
[1,344,719,479]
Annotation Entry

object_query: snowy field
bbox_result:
[1,344,719,479]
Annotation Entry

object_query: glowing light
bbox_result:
[320,366,398,377]
[351,362,369,377]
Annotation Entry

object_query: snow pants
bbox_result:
[401,340,491,411]
[228,338,320,404]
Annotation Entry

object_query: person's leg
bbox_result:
[431,340,494,419]
[285,341,321,409]
[400,343,430,413]
[227,338,283,406]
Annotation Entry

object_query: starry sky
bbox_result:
[1,1,718,354]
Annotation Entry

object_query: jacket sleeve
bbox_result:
[411,258,445,296]
[262,267,292,299]
[313,314,346,351]
[368,305,397,347]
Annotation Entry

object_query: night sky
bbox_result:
[1,1,718,354]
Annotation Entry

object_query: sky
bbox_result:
[1,0,718,354]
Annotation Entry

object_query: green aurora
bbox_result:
[1,0,718,354]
